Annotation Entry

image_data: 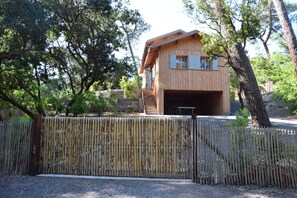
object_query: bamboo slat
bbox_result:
[40,117,190,179]
[35,117,297,188]
[0,121,32,175]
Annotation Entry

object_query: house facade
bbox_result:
[140,30,230,115]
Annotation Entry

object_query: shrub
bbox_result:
[67,92,118,116]
[228,108,250,127]
[119,76,140,99]
[9,115,31,124]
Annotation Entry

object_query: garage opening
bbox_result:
[164,90,223,115]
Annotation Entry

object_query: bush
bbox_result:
[251,53,297,114]
[228,108,250,127]
[119,76,140,99]
[9,115,31,124]
[67,92,118,116]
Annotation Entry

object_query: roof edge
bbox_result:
[146,29,186,44]
[150,30,200,49]
[139,30,201,74]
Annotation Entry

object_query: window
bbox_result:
[200,57,212,70]
[176,56,188,69]
[169,54,219,70]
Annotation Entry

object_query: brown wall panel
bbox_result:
[150,36,230,115]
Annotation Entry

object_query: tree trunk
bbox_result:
[230,44,271,127]
[213,1,271,127]
[260,37,270,57]
[260,1,273,58]
[34,65,46,117]
[120,21,137,68]
[272,0,297,79]
[65,99,75,116]
[125,29,137,68]
[237,85,245,110]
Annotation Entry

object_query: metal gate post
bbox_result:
[191,113,197,182]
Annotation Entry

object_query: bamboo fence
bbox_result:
[41,117,191,178]
[0,121,33,175]
[39,116,297,188]
[193,120,297,188]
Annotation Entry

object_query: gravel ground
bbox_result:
[197,116,297,128]
[0,175,296,198]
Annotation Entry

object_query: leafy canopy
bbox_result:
[183,0,266,58]
[251,52,297,113]
[0,0,148,118]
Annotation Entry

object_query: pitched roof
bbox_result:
[140,30,200,74]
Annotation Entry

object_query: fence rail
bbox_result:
[193,120,297,188]
[0,121,32,175]
[41,117,191,178]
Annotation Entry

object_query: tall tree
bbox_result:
[118,6,150,69]
[47,0,125,115]
[255,1,297,57]
[0,0,51,118]
[184,0,271,127]
[258,1,275,56]
[0,0,149,117]
[272,0,297,79]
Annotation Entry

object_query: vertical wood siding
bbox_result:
[159,38,229,91]
[155,37,230,114]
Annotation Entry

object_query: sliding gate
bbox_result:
[40,117,191,178]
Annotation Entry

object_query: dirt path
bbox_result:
[0,175,296,198]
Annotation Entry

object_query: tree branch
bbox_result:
[0,91,35,119]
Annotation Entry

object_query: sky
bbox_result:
[128,0,297,60]
[129,0,203,59]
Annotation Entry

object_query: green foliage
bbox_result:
[229,68,240,100]
[251,53,297,113]
[119,76,140,99]
[9,115,31,124]
[0,100,11,109]
[0,0,148,117]
[229,108,250,127]
[250,57,271,85]
[118,4,150,68]
[273,62,297,113]
[66,92,117,116]
[183,0,264,57]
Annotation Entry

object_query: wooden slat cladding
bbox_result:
[154,56,161,112]
[159,38,229,91]
[41,117,191,178]
[152,37,230,114]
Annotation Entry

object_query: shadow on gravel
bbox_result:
[0,176,296,198]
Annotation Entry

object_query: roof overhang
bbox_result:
[139,30,200,74]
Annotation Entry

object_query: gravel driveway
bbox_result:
[0,175,296,198]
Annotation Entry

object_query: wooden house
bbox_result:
[140,30,230,115]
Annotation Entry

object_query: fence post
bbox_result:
[264,129,272,187]
[28,114,42,176]
[191,113,197,183]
